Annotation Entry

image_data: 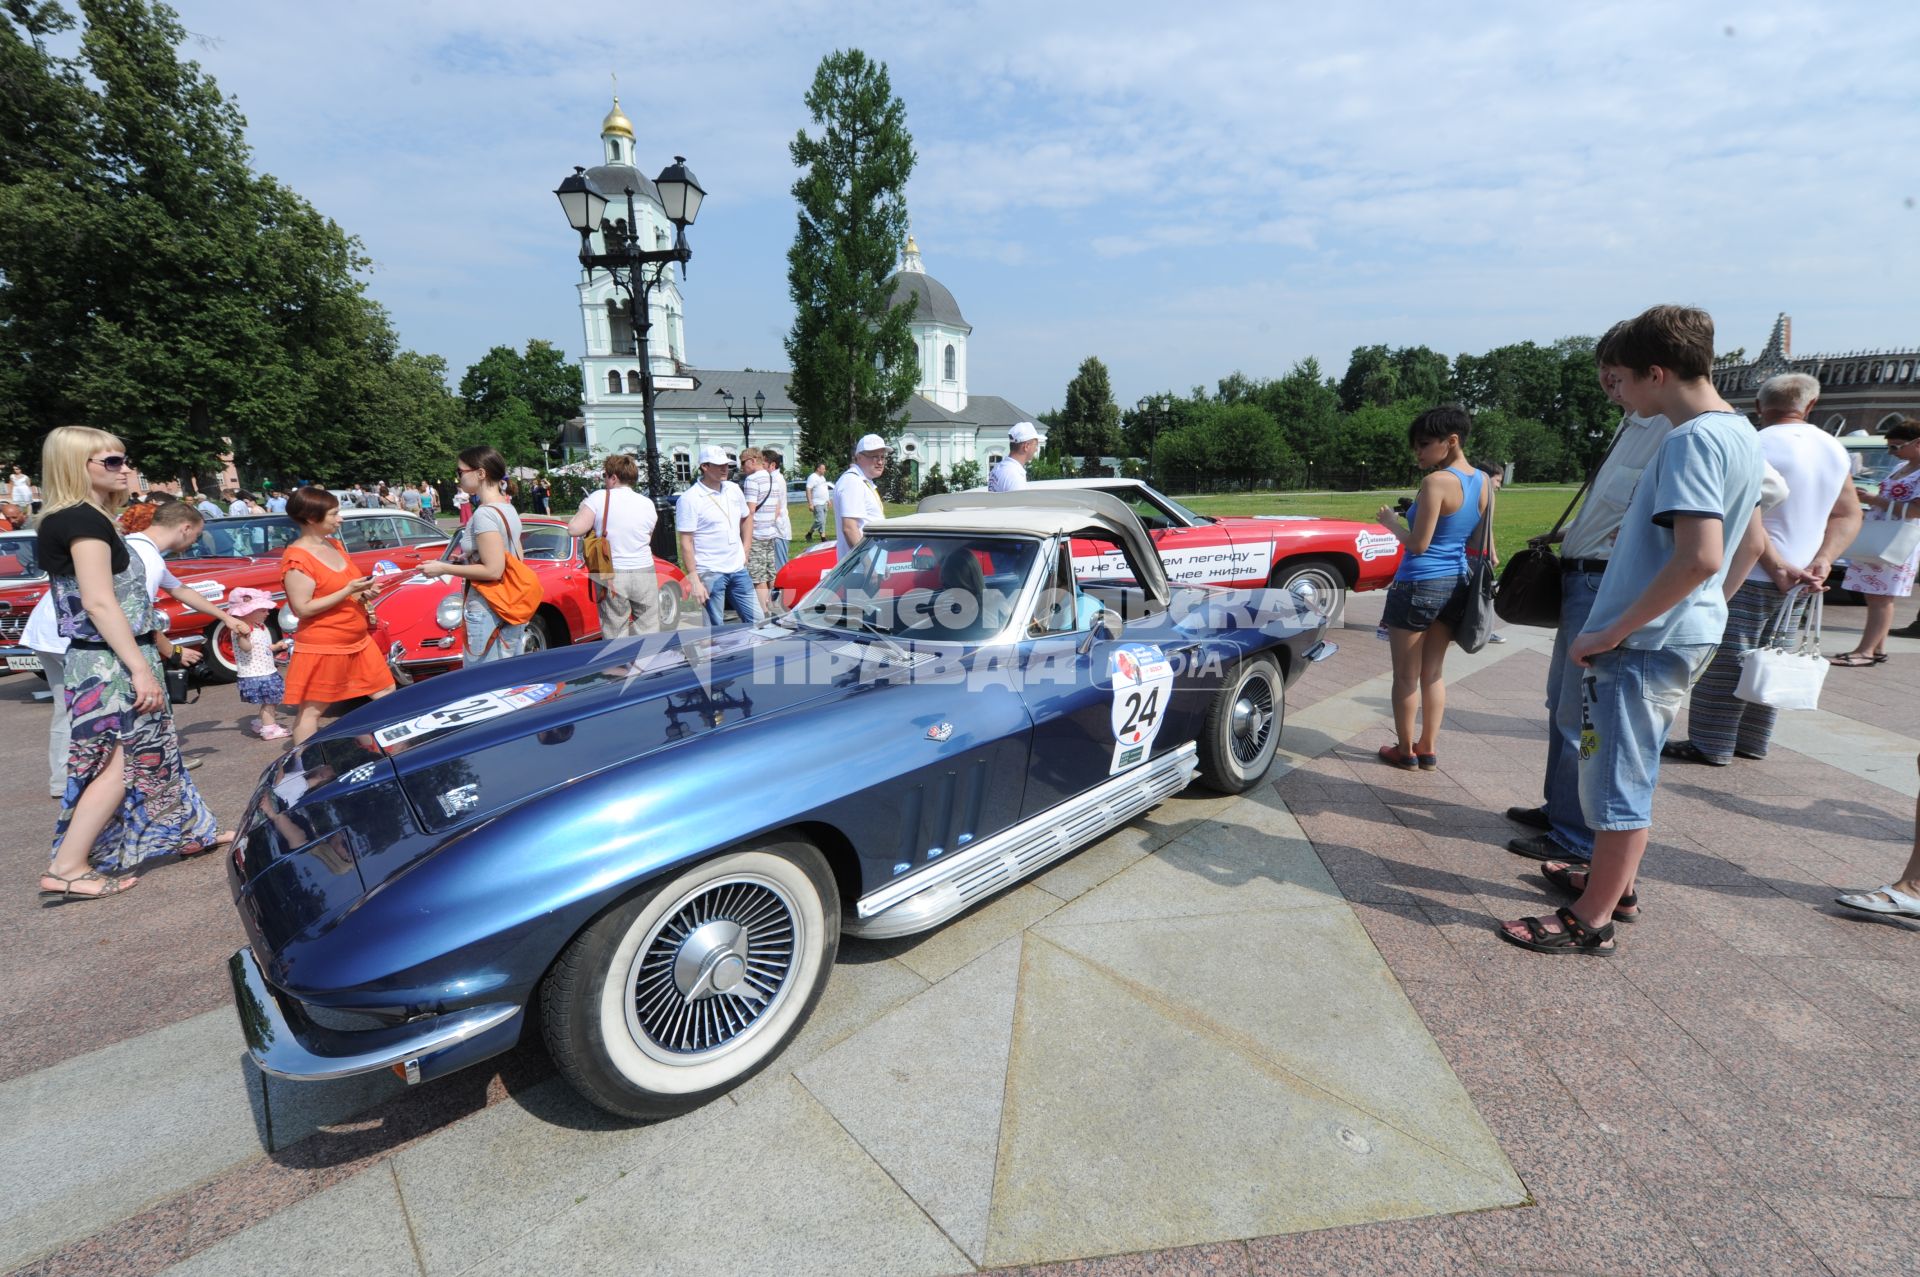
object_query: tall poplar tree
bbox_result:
[784,49,918,470]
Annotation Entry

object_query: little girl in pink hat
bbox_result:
[226,587,293,740]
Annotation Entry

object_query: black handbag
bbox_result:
[164,663,195,705]
[1454,481,1498,653]
[1492,429,1623,628]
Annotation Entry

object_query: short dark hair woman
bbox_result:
[1370,405,1489,770]
[420,445,530,663]
[279,485,395,744]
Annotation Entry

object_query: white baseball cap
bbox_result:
[697,444,731,467]
[1008,421,1042,445]
[854,433,890,455]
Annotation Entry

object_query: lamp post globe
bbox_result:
[653,156,705,229]
[553,166,608,236]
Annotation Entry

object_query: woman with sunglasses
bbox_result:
[34,427,232,904]
[1831,417,1920,667]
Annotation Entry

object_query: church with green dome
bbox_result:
[572,101,1036,488]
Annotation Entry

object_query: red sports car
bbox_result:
[775,478,1403,615]
[0,510,450,680]
[360,514,687,680]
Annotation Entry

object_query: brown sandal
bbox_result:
[177,830,238,858]
[38,870,137,905]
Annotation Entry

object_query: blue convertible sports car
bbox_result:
[225,490,1336,1118]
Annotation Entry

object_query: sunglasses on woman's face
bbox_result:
[89,454,130,471]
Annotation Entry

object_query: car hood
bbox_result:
[319,621,920,848]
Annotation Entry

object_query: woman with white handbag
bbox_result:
[1830,418,1920,667]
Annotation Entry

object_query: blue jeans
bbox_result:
[701,568,763,628]
[1577,643,1717,832]
[1544,569,1605,861]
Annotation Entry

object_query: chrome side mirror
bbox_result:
[1077,608,1123,654]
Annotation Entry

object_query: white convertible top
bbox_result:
[894,488,1169,604]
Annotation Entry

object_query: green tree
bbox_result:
[1258,358,1341,467]
[1056,356,1121,466]
[918,462,948,496]
[1196,401,1295,489]
[458,340,580,439]
[1338,345,1399,412]
[1392,345,1451,405]
[1122,391,1191,459]
[784,49,918,470]
[948,457,981,491]
[0,0,445,489]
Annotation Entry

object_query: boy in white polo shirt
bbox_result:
[676,444,759,628]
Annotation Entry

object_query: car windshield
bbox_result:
[1850,442,1897,489]
[793,533,1039,642]
[0,533,40,579]
[172,516,299,560]
[1102,484,1206,528]
[521,525,573,562]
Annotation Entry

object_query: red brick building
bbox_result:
[1711,314,1920,434]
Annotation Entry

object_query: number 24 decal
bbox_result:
[1120,687,1161,735]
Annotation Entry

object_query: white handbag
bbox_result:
[1848,502,1920,569]
[1734,588,1827,712]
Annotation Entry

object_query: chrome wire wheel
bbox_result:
[1230,674,1276,765]
[624,874,800,1066]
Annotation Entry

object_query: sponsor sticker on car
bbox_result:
[1354,530,1400,561]
[374,682,563,750]
[1108,643,1174,774]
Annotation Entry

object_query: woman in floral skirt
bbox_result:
[35,426,231,904]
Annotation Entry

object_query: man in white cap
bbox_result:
[834,433,889,561]
[676,444,761,627]
[990,422,1043,492]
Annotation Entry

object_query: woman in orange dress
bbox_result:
[280,486,394,744]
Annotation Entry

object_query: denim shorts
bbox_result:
[1381,575,1466,632]
[1576,642,1716,831]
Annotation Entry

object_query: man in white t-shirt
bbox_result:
[805,463,832,541]
[990,421,1043,491]
[1664,372,1859,765]
[676,444,759,627]
[833,434,889,563]
[568,452,660,637]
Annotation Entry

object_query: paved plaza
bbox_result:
[2,594,1917,1277]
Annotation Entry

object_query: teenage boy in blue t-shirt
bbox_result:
[1499,305,1765,956]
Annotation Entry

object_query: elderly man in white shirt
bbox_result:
[833,434,889,562]
[805,463,833,541]
[989,422,1043,491]
[676,444,760,628]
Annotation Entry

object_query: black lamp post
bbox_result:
[554,156,706,558]
[717,387,765,450]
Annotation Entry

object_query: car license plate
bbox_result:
[6,654,42,672]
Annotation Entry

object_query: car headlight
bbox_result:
[277,604,298,634]
[436,595,463,632]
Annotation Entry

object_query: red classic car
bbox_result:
[775,478,1403,616]
[0,510,452,681]
[360,514,687,680]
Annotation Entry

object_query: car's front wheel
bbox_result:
[540,838,839,1119]
[1196,654,1285,793]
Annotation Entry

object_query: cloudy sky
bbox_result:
[144,0,1920,414]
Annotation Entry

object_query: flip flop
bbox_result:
[1828,653,1878,667]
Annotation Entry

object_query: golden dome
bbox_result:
[905,233,919,254]
[601,96,635,141]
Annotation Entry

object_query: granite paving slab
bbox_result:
[459,1076,968,1277]
[795,937,1023,1264]
[158,1165,418,1277]
[984,935,1525,1269]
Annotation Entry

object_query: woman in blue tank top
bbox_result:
[1371,405,1489,770]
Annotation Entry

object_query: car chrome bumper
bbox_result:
[227,945,521,1084]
